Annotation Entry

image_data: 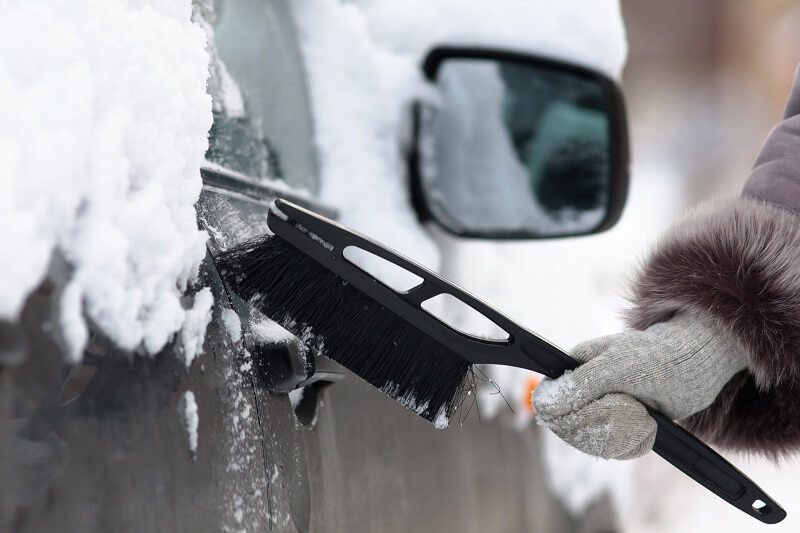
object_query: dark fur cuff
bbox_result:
[625,197,800,456]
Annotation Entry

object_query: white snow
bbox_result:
[288,387,305,409]
[379,383,450,428]
[179,390,199,458]
[353,0,627,80]
[0,0,213,361]
[291,0,443,284]
[531,370,575,412]
[222,308,242,343]
[381,382,431,417]
[249,315,295,344]
[433,408,450,430]
[179,288,213,368]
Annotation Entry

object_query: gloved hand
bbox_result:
[530,312,748,459]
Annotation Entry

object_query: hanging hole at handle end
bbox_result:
[752,499,772,515]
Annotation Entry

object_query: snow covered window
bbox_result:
[195,0,320,194]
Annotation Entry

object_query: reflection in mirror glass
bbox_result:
[424,58,612,236]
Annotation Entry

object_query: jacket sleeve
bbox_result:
[624,65,800,458]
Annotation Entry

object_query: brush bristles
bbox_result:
[216,235,472,426]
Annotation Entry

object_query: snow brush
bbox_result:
[215,198,785,524]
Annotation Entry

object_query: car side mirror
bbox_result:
[409,46,630,239]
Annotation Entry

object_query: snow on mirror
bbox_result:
[422,57,614,238]
[343,246,423,292]
[421,294,510,342]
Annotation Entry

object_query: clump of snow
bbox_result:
[297,325,325,355]
[0,0,213,361]
[433,408,450,429]
[531,370,574,413]
[221,308,242,343]
[178,390,199,460]
[288,387,305,409]
[179,288,214,368]
[249,315,295,344]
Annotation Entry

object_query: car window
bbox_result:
[197,0,319,194]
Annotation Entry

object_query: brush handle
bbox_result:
[646,407,782,521]
[270,199,785,524]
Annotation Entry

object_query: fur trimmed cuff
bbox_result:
[625,196,800,456]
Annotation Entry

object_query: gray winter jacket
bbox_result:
[625,64,800,457]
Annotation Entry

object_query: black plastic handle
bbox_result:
[270,199,786,524]
[648,408,784,522]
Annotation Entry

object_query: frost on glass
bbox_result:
[199,0,318,192]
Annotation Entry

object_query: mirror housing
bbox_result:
[409,45,630,240]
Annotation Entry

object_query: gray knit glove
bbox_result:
[530,312,748,459]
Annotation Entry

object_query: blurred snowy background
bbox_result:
[432,1,800,531]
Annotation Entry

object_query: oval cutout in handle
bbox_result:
[421,293,510,342]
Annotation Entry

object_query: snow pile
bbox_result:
[291,0,442,281]
[0,0,213,361]
[356,0,627,79]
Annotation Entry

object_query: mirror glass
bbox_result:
[422,57,618,237]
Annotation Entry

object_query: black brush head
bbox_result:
[216,235,472,426]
